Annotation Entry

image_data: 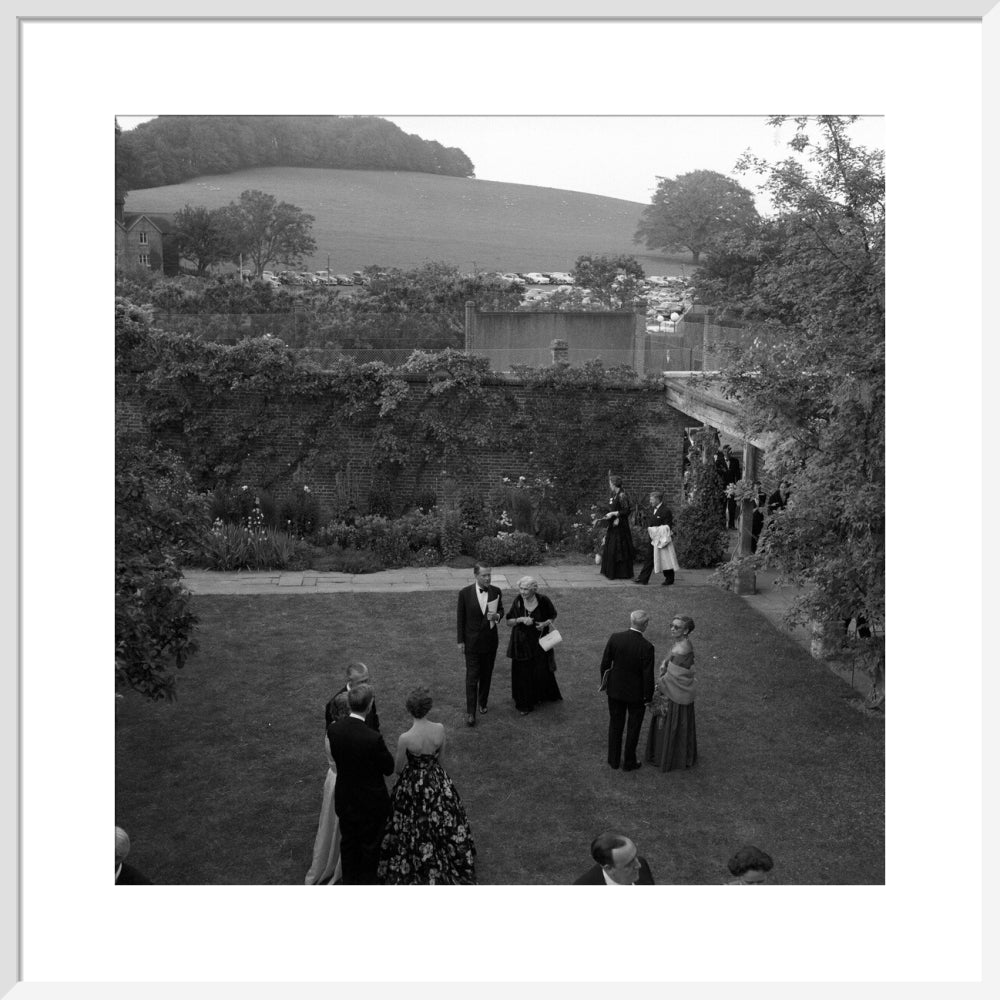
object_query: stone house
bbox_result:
[115,201,179,275]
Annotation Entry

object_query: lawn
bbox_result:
[126,166,692,276]
[115,585,884,885]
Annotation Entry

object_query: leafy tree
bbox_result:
[116,299,207,700]
[635,169,758,263]
[115,118,133,210]
[116,116,475,189]
[216,189,317,277]
[674,427,728,568]
[700,116,884,638]
[571,253,646,309]
[172,204,232,276]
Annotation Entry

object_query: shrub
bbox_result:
[198,515,301,570]
[373,529,413,568]
[674,429,728,568]
[278,485,320,537]
[474,531,543,567]
[315,520,356,549]
[413,545,442,567]
[440,509,463,563]
[412,489,438,513]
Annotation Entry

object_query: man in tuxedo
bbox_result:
[456,562,504,727]
[600,610,655,771]
[325,660,380,731]
[327,683,394,884]
[574,832,655,885]
[715,444,742,529]
[115,826,152,884]
[634,490,675,586]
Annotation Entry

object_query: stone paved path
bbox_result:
[181,562,816,657]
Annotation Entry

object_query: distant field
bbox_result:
[126,166,696,276]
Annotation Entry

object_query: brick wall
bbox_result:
[120,372,694,520]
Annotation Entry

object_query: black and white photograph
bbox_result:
[14,7,990,990]
[112,111,887,888]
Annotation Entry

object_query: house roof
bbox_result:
[122,212,175,233]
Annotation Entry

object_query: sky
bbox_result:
[116,114,885,208]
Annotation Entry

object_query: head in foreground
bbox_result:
[591,832,642,885]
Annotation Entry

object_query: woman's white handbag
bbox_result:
[539,629,563,652]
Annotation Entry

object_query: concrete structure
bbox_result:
[465,303,647,373]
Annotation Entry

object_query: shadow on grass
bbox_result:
[115,585,884,885]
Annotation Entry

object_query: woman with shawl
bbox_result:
[645,615,697,771]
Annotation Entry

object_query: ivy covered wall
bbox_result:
[117,311,692,521]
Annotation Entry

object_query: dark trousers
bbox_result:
[607,697,646,767]
[634,544,673,585]
[464,648,496,716]
[337,801,388,885]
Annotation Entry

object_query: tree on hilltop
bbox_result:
[634,169,758,263]
[216,189,317,277]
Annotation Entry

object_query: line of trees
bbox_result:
[118,115,475,190]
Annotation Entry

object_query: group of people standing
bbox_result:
[306,662,477,886]
[598,476,680,587]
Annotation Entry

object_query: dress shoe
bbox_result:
[518,709,531,716]
[623,761,642,771]
[661,579,674,586]
[479,704,488,714]
[608,762,620,770]
[465,714,476,727]
[632,578,646,585]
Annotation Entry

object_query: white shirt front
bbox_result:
[477,587,488,613]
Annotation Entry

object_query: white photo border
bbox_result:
[10,2,993,994]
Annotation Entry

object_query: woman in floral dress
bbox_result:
[377,687,476,885]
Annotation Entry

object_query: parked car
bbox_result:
[523,272,550,284]
[547,271,574,284]
[334,274,352,285]
[498,272,525,285]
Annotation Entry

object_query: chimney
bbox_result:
[550,338,569,366]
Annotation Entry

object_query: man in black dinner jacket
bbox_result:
[600,610,655,771]
[574,832,655,885]
[634,489,675,586]
[327,683,394,884]
[456,562,504,727]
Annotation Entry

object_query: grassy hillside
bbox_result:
[125,167,694,275]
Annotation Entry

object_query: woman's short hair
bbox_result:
[516,575,538,593]
[673,615,695,634]
[609,475,623,488]
[405,686,433,719]
[727,845,773,876]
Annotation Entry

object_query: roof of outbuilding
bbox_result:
[122,212,175,233]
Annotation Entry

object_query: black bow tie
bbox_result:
[479,588,489,594]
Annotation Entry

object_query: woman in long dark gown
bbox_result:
[504,576,562,715]
[645,614,697,771]
[599,475,635,580]
[377,687,476,885]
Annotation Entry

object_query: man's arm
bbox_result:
[600,635,615,680]
[376,735,394,776]
[457,588,466,650]
[368,699,381,732]
[642,642,655,703]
